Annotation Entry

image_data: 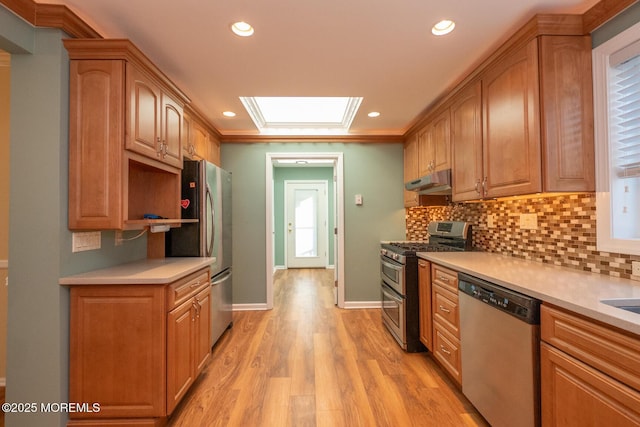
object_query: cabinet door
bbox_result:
[194,287,211,373]
[69,285,166,419]
[127,64,162,161]
[539,35,595,192]
[167,298,195,414]
[191,120,208,161]
[432,109,451,172]
[418,260,432,351]
[161,92,183,168]
[182,111,194,158]
[68,59,125,229]
[482,39,542,198]
[404,134,420,207]
[451,81,483,201]
[209,133,221,166]
[418,126,433,177]
[541,343,640,426]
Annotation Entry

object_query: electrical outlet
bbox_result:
[519,213,538,230]
[632,261,640,277]
[72,231,101,252]
[487,214,496,228]
[115,230,123,246]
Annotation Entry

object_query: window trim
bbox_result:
[593,19,640,256]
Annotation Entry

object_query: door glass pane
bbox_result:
[294,189,318,257]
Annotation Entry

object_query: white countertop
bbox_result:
[59,257,215,285]
[417,251,640,335]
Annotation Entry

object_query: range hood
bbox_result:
[405,169,452,195]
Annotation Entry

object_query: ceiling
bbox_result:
[43,0,600,138]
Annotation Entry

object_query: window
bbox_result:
[594,21,640,255]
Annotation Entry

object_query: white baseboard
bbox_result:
[232,303,270,311]
[343,301,382,309]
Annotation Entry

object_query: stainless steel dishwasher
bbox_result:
[458,273,541,427]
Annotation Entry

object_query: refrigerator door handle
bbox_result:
[211,269,232,285]
[205,184,215,257]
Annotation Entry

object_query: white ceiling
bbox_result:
[44,0,599,138]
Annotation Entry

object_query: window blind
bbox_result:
[611,54,640,178]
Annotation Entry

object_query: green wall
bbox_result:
[221,142,406,304]
[273,167,335,267]
[2,7,147,426]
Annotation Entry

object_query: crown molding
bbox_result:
[0,0,101,38]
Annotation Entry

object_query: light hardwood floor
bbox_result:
[168,268,488,426]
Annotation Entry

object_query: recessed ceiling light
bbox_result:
[231,21,254,37]
[368,111,381,118]
[223,111,236,117]
[432,19,455,36]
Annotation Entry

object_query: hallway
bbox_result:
[168,268,487,426]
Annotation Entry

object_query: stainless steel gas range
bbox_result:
[380,221,472,352]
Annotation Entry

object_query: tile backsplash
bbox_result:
[406,193,640,280]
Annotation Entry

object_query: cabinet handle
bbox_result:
[438,275,449,282]
[191,301,199,321]
[418,261,427,268]
[439,305,451,313]
[482,176,487,196]
[190,281,201,288]
[475,179,481,195]
[440,345,451,355]
[194,297,201,319]
[157,137,162,157]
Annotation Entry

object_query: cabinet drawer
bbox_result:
[432,283,459,337]
[433,322,462,386]
[541,304,640,392]
[432,264,458,293]
[167,268,209,310]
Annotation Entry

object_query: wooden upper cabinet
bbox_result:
[451,81,483,202]
[127,64,183,169]
[418,108,451,177]
[450,31,595,201]
[404,133,420,207]
[68,59,125,229]
[192,120,209,162]
[65,39,189,230]
[208,134,221,166]
[539,35,595,192]
[482,38,542,198]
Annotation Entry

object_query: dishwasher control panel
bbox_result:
[458,273,540,324]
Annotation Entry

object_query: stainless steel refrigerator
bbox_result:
[166,159,233,346]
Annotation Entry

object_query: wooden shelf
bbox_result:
[123,218,198,230]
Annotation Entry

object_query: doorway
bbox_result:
[265,153,345,309]
[284,181,328,268]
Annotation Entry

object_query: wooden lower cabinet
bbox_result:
[541,343,640,426]
[430,264,462,386]
[167,286,211,414]
[541,304,640,426]
[418,259,432,351]
[68,268,211,426]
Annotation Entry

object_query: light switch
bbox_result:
[355,194,363,205]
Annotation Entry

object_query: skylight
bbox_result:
[239,96,363,135]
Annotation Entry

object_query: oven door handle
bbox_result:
[380,257,403,272]
[381,283,402,303]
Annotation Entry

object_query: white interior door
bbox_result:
[285,181,328,268]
